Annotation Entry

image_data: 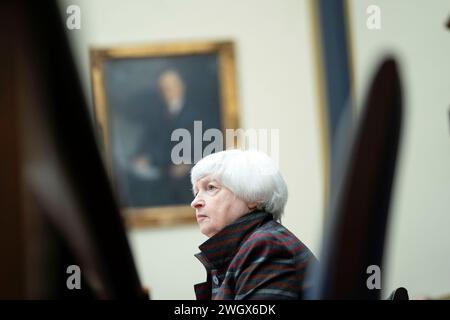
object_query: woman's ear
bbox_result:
[248,203,257,210]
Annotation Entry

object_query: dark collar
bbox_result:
[194,210,273,270]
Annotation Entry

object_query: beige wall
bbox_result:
[60,0,324,299]
[348,0,450,298]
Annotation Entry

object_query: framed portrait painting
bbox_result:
[90,41,239,228]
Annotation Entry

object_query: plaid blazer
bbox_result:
[194,210,317,300]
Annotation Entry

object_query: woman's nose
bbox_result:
[191,195,205,209]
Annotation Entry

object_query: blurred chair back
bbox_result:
[388,287,409,300]
[0,0,146,299]
[307,58,403,299]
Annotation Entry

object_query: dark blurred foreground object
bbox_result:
[388,287,409,300]
[306,58,403,299]
[0,0,147,299]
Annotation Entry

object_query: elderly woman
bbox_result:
[191,149,317,300]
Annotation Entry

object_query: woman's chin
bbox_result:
[200,225,216,238]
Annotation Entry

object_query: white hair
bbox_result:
[191,149,288,221]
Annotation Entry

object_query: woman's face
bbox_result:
[191,176,250,237]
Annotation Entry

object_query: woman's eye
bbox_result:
[207,184,217,191]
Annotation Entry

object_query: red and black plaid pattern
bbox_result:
[194,210,317,300]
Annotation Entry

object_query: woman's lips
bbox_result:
[196,214,208,222]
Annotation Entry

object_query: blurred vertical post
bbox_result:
[311,0,354,209]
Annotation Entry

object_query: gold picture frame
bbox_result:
[90,41,239,229]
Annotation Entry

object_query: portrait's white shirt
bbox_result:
[167,97,184,117]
